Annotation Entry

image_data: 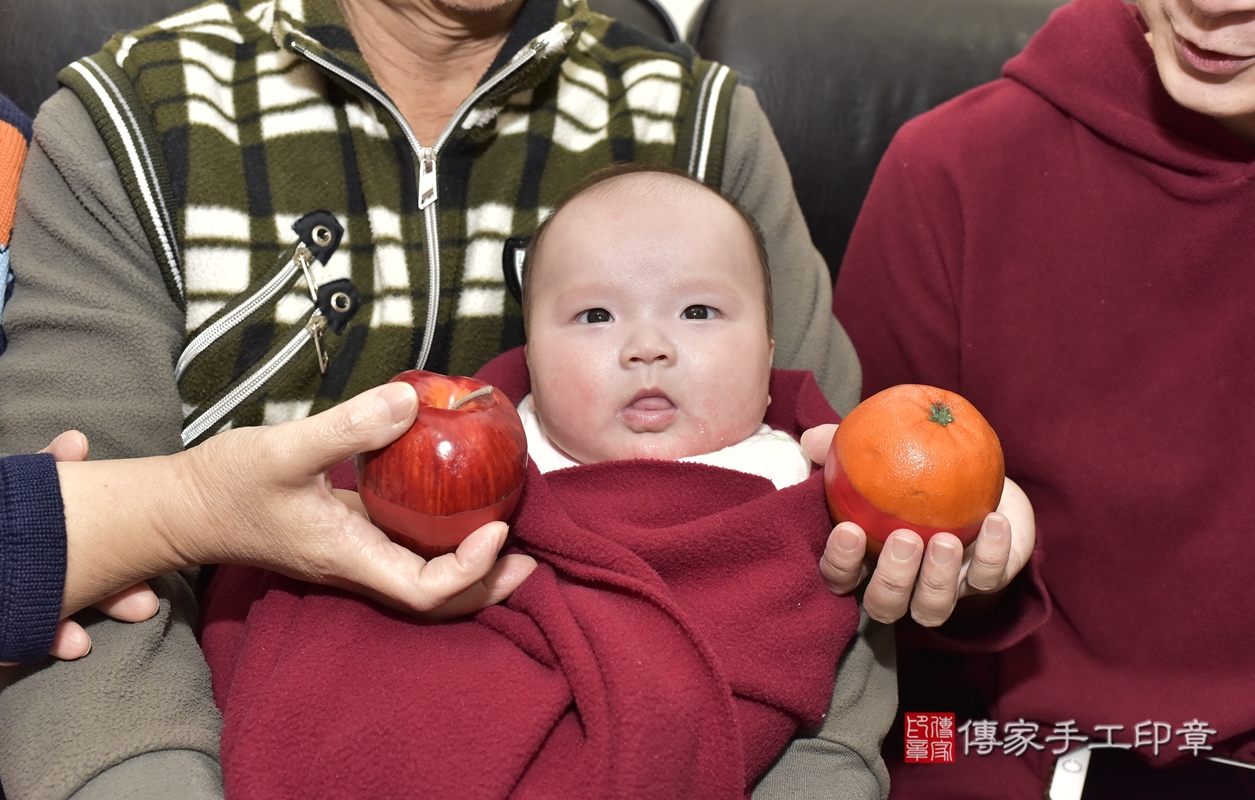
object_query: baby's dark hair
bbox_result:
[521,162,773,335]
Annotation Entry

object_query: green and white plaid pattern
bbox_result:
[60,0,737,446]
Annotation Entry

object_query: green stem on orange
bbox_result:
[928,403,954,426]
[451,386,493,410]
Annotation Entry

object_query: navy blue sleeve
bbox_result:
[0,453,67,662]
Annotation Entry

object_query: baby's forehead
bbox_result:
[524,167,773,332]
[539,174,756,266]
[561,171,732,221]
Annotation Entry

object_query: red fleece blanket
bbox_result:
[201,348,859,800]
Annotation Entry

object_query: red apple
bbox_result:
[356,370,529,559]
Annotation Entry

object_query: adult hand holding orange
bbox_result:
[824,385,1005,554]
[806,385,1033,627]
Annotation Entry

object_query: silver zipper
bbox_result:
[175,245,315,382]
[181,309,317,446]
[290,28,560,369]
[294,247,329,373]
[179,27,567,444]
[418,146,437,207]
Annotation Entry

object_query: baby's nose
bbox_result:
[629,348,669,364]
[622,327,676,366]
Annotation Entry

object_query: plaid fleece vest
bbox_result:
[60,0,736,446]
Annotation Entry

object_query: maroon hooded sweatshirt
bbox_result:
[835,0,1255,793]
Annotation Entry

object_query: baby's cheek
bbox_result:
[536,397,589,444]
[695,382,768,444]
[532,351,596,415]
[533,389,613,464]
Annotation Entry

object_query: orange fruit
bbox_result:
[824,384,1004,554]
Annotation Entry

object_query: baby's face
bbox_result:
[525,177,774,464]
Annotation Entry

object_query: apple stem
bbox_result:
[451,386,494,410]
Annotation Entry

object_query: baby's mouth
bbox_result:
[621,390,678,431]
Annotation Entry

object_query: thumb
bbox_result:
[39,430,90,463]
[269,382,418,475]
[800,423,838,466]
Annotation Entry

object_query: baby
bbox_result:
[520,163,811,490]
[201,165,878,800]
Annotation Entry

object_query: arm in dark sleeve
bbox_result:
[834,128,1048,654]
[833,130,964,399]
[0,453,65,664]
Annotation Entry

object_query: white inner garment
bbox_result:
[517,393,811,490]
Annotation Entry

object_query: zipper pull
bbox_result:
[306,310,329,374]
[295,244,319,303]
[418,146,438,209]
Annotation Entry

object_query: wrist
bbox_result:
[168,428,277,568]
[153,445,236,568]
[58,457,190,613]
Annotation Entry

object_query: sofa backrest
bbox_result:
[0,0,201,118]
[690,0,1068,282]
[595,0,682,42]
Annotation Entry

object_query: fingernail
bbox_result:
[69,628,91,658]
[890,535,919,563]
[984,514,1008,539]
[836,525,861,553]
[378,383,417,424]
[932,540,957,566]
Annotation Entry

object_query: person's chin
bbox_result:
[601,433,693,463]
[1162,69,1255,122]
[432,0,522,16]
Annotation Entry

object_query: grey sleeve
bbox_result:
[725,86,889,798]
[721,85,862,416]
[0,574,223,800]
[0,87,184,460]
[0,90,222,799]
[70,751,223,800]
[754,613,895,800]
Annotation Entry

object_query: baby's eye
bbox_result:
[682,305,717,320]
[577,308,613,323]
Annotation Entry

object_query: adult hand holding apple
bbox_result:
[40,381,537,661]
[357,371,529,559]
